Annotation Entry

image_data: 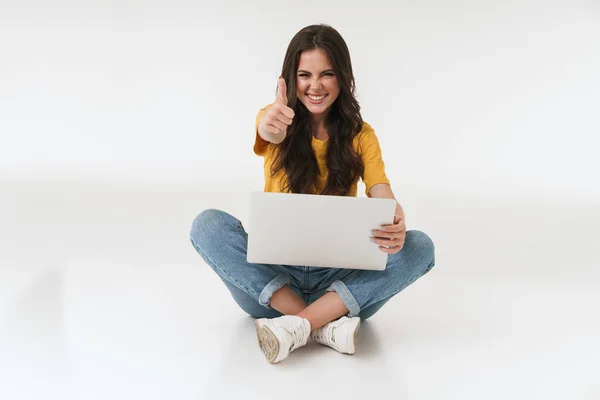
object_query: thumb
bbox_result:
[276,76,287,105]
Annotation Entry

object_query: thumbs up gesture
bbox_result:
[258,77,295,143]
[275,76,288,106]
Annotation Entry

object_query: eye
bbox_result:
[324,72,334,76]
[298,73,309,77]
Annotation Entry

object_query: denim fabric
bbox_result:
[190,208,435,320]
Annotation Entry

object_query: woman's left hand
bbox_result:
[370,205,406,254]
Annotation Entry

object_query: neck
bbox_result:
[310,113,327,130]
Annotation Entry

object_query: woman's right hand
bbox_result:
[258,77,295,140]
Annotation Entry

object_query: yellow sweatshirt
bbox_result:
[254,105,390,197]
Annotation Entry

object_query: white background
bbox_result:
[1,1,600,399]
[1,0,599,201]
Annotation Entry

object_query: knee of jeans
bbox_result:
[190,208,227,247]
[405,230,436,275]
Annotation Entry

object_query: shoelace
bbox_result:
[313,324,338,349]
[284,320,309,351]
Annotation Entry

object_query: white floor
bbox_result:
[1,179,599,400]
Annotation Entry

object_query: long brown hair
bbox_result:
[271,24,364,196]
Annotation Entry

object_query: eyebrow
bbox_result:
[297,69,334,74]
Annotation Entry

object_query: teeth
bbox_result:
[308,95,325,101]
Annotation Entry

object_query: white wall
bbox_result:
[1,0,598,202]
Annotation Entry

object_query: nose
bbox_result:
[310,77,323,90]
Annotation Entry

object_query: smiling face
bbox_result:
[296,48,340,120]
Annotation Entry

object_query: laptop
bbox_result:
[247,191,396,270]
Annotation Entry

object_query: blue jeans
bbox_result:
[190,209,435,320]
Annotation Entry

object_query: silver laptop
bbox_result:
[247,191,396,270]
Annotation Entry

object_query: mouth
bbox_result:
[306,94,328,104]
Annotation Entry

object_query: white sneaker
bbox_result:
[255,315,311,363]
[311,316,361,354]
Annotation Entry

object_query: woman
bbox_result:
[190,24,435,364]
